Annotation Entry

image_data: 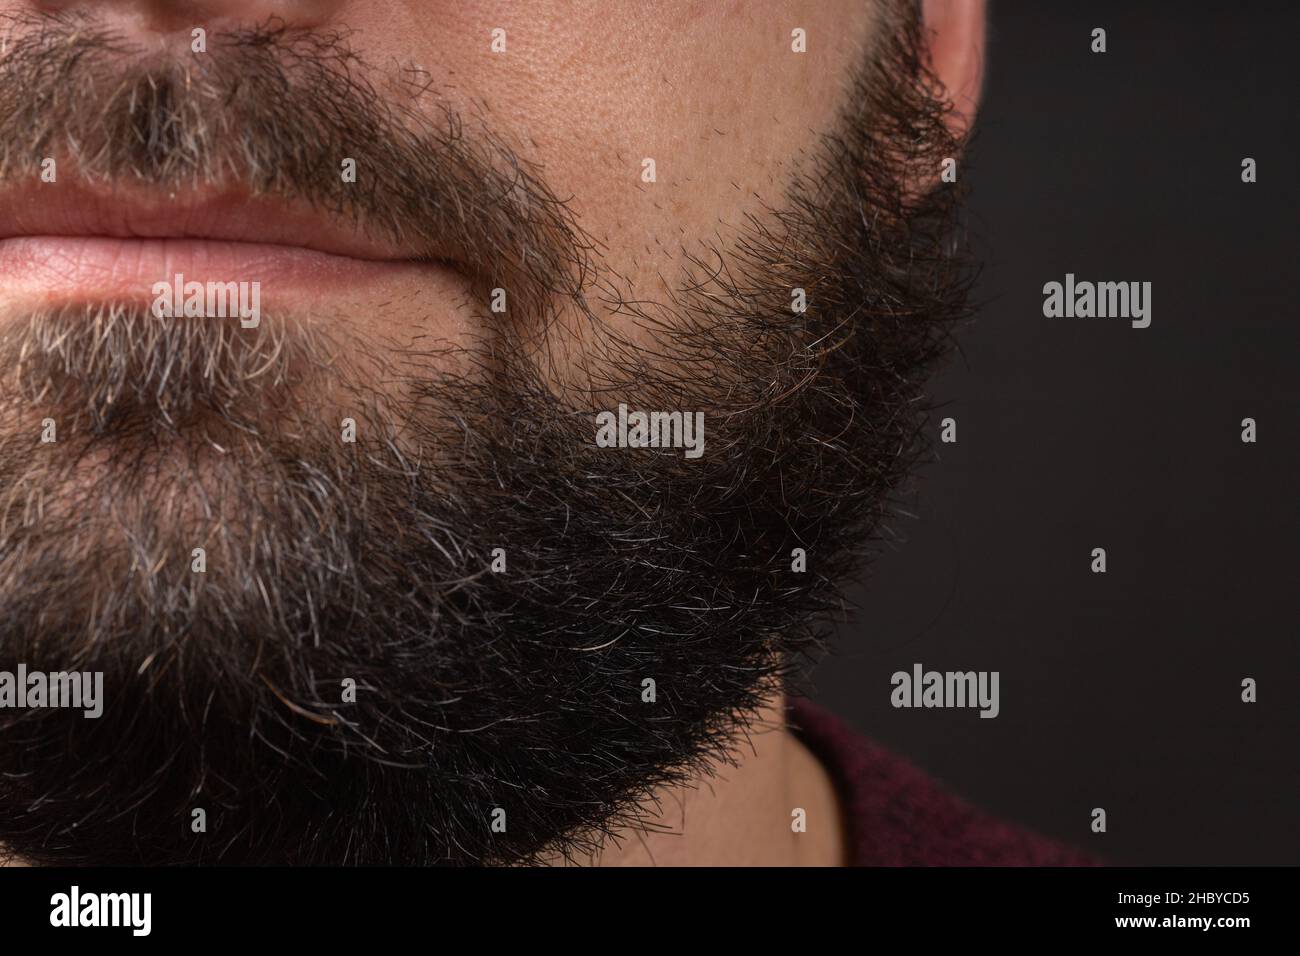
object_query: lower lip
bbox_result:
[0,237,441,307]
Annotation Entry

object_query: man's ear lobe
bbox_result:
[921,0,987,139]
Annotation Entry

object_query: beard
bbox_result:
[0,7,972,865]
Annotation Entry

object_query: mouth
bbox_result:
[0,179,461,312]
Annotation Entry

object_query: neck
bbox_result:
[577,694,846,867]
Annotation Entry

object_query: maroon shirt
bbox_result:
[788,697,1097,866]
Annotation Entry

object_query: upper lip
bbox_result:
[0,180,431,263]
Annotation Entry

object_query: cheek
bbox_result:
[344,1,870,384]
[489,8,866,288]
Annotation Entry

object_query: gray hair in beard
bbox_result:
[0,2,974,866]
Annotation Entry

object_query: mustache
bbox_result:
[0,11,591,324]
[0,5,982,866]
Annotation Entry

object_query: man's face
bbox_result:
[0,0,971,865]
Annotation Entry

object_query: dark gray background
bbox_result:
[807,1,1299,865]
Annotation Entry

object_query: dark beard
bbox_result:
[0,7,973,865]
